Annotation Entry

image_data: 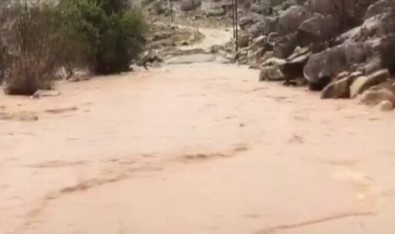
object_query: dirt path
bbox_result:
[1,27,395,234]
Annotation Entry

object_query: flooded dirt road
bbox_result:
[1,25,395,234]
[1,62,395,234]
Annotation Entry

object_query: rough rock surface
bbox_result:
[321,77,352,99]
[259,65,285,81]
[360,88,395,106]
[376,100,394,111]
[350,69,390,98]
[278,5,311,35]
[181,0,202,11]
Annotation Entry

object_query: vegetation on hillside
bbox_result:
[0,0,147,95]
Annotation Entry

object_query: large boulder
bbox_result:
[350,69,390,98]
[304,42,368,90]
[278,5,311,35]
[297,13,337,46]
[181,0,201,11]
[303,46,347,90]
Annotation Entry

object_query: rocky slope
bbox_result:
[145,0,395,111]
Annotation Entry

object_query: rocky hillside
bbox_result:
[145,0,395,110]
[239,0,395,109]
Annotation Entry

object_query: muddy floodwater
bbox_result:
[1,25,395,234]
[1,62,395,234]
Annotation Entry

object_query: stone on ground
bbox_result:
[321,77,352,99]
[350,69,390,98]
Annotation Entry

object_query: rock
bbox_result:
[152,31,171,41]
[181,0,201,11]
[273,33,298,58]
[150,1,168,15]
[250,3,265,14]
[238,33,250,48]
[259,65,285,82]
[344,42,368,65]
[321,77,352,99]
[31,89,60,98]
[306,0,334,15]
[247,47,264,66]
[278,5,311,35]
[350,69,389,98]
[251,3,272,15]
[204,7,226,17]
[280,51,311,83]
[372,80,395,94]
[365,0,391,19]
[267,32,280,45]
[376,100,394,111]
[259,51,275,64]
[235,48,249,64]
[349,71,364,78]
[338,14,386,43]
[364,55,383,75]
[304,42,368,91]
[239,14,260,30]
[209,44,224,54]
[360,88,395,106]
[304,46,346,90]
[297,13,337,46]
[248,17,279,38]
[336,71,351,80]
[251,35,267,47]
[309,0,378,31]
[261,56,286,67]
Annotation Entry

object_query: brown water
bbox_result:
[1,62,395,234]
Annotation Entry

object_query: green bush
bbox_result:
[61,0,147,75]
[0,0,147,95]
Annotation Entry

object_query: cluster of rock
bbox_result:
[145,23,205,57]
[144,0,236,24]
[144,0,395,110]
[232,0,395,110]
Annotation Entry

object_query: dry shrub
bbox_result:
[1,1,61,95]
[3,54,53,94]
[0,0,147,95]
